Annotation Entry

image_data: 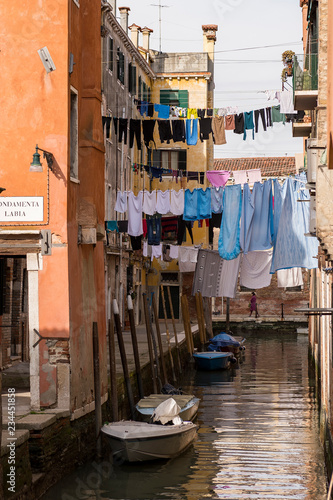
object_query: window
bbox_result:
[70,88,78,179]
[286,286,303,292]
[160,89,188,107]
[152,149,187,172]
[117,48,125,84]
[108,37,114,72]
[138,76,142,100]
[142,82,148,101]
[128,63,136,94]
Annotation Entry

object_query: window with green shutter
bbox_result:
[108,37,114,72]
[160,89,188,107]
[117,48,125,84]
[128,63,136,94]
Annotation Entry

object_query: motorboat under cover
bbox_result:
[151,398,182,425]
[207,332,241,351]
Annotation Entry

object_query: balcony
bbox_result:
[293,54,318,111]
[292,116,312,138]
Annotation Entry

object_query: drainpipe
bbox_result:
[119,107,125,326]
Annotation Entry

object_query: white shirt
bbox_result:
[143,190,156,216]
[156,190,171,215]
[115,191,127,213]
[170,189,185,215]
[127,191,143,236]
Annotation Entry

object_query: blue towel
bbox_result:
[211,187,224,213]
[272,178,287,246]
[270,178,318,272]
[197,188,212,219]
[154,104,170,119]
[218,184,242,260]
[140,101,149,117]
[183,189,198,221]
[247,180,273,252]
[240,183,254,254]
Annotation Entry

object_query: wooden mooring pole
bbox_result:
[166,285,182,374]
[160,285,177,383]
[92,322,102,458]
[113,299,135,419]
[108,315,118,422]
[226,297,230,331]
[143,293,158,393]
[127,295,144,399]
[181,294,194,355]
[152,293,168,385]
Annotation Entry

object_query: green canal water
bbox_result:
[42,331,328,499]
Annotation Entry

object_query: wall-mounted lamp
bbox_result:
[37,47,56,73]
[30,145,54,172]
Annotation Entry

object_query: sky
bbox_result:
[115,0,304,159]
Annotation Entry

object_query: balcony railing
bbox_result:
[293,53,318,93]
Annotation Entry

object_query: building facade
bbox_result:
[0,0,108,416]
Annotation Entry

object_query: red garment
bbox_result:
[142,219,147,238]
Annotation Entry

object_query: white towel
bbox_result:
[143,190,156,215]
[233,171,248,186]
[219,255,241,298]
[114,191,127,213]
[170,189,184,215]
[240,249,273,289]
[178,246,198,272]
[151,244,163,262]
[156,190,171,215]
[169,245,179,260]
[279,91,297,114]
[277,267,303,288]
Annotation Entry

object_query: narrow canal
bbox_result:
[42,331,328,500]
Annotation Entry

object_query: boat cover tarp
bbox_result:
[152,398,182,425]
[208,333,240,349]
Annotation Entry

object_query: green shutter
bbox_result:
[152,149,160,167]
[132,66,137,95]
[178,90,188,108]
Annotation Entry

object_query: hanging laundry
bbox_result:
[266,107,273,127]
[170,189,185,215]
[177,216,194,245]
[219,255,241,298]
[187,108,198,119]
[127,191,143,236]
[169,244,179,260]
[156,190,171,215]
[192,249,224,297]
[154,104,170,119]
[150,166,163,181]
[279,91,297,114]
[218,184,242,260]
[143,219,147,238]
[161,217,178,241]
[143,240,151,257]
[254,109,267,133]
[186,119,198,145]
[232,170,247,186]
[247,169,262,185]
[248,180,273,252]
[272,105,286,124]
[142,190,157,216]
[115,191,127,213]
[272,178,287,246]
[158,120,173,144]
[146,214,161,245]
[147,103,154,117]
[183,189,198,221]
[217,108,228,116]
[212,116,227,145]
[270,178,319,273]
[102,116,112,139]
[140,101,149,117]
[197,109,206,118]
[199,118,213,141]
[130,235,142,251]
[151,244,163,261]
[240,249,273,289]
[277,267,304,288]
[178,246,199,273]
[243,111,255,140]
[234,113,245,134]
[142,120,156,148]
[187,171,199,182]
[113,117,118,135]
[239,183,255,254]
[211,188,224,213]
[117,220,128,233]
[106,221,118,233]
[118,118,128,144]
[129,119,141,150]
[172,120,186,143]
[225,114,235,131]
[207,109,213,116]
[197,188,212,219]
[206,170,230,188]
[209,213,222,244]
[265,90,278,101]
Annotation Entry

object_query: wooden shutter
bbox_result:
[178,149,187,171]
[178,90,189,108]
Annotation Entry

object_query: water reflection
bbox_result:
[42,331,327,500]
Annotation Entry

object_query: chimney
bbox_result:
[108,0,116,12]
[142,27,153,52]
[119,6,130,33]
[202,24,218,62]
[129,24,141,48]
